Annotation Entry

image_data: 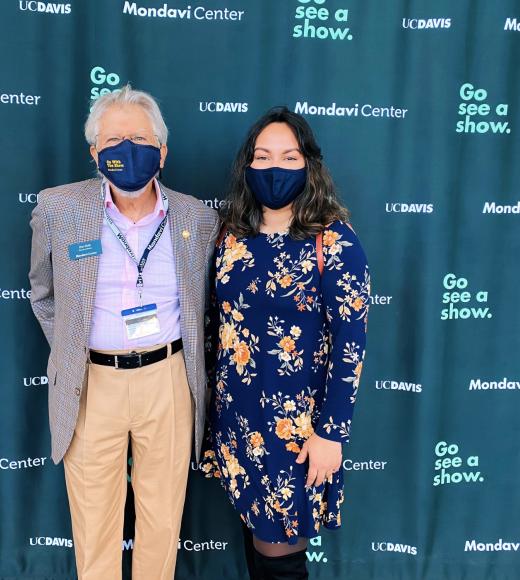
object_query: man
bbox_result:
[29,85,219,579]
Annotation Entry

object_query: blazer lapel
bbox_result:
[74,179,104,344]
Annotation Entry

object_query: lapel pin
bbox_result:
[182,230,190,239]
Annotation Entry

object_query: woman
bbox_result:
[203,107,370,579]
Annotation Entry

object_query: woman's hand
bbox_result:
[295,433,342,488]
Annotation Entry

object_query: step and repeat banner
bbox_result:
[1,1,519,579]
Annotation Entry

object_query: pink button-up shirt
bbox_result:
[89,180,181,351]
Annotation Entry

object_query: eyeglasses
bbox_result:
[96,134,160,149]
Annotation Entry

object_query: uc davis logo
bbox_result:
[402,18,451,30]
[199,102,248,113]
[293,0,352,41]
[18,193,39,204]
[19,1,71,14]
[372,542,417,555]
[385,202,433,213]
[23,376,48,387]
[375,380,422,393]
[90,66,121,105]
[29,537,73,547]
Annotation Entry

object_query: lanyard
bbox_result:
[101,182,169,305]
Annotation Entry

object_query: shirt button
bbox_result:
[75,388,81,396]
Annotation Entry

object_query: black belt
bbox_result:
[89,339,183,369]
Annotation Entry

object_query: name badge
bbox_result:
[121,303,161,340]
[68,239,102,260]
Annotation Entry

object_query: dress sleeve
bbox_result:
[314,220,370,443]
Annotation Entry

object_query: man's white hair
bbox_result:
[84,84,169,146]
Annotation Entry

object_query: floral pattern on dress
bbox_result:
[335,269,371,325]
[218,293,260,386]
[213,427,250,503]
[311,322,330,373]
[265,244,321,312]
[216,234,255,284]
[237,413,270,470]
[247,277,261,294]
[342,341,364,404]
[320,416,352,441]
[322,227,353,270]
[267,316,304,376]
[260,387,317,454]
[203,220,370,543]
[213,364,231,416]
[265,232,288,250]
[310,486,344,532]
[261,467,300,539]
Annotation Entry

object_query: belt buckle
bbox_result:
[114,355,119,370]
[129,351,143,368]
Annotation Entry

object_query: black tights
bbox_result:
[253,535,308,557]
[242,522,307,580]
[241,520,307,558]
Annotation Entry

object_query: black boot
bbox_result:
[241,522,260,580]
[253,547,309,580]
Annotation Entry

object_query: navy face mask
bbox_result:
[245,166,307,210]
[97,139,161,192]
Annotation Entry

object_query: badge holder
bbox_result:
[121,303,161,340]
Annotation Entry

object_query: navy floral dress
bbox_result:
[202,220,370,543]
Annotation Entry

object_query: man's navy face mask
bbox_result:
[97,139,161,192]
[245,166,307,210]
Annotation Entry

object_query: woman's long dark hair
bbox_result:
[221,106,350,239]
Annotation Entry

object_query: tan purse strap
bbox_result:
[317,221,355,276]
[316,231,324,276]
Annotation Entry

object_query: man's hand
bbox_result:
[295,433,342,488]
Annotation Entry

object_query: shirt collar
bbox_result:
[103,178,166,218]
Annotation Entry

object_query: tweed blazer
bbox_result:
[29,178,219,464]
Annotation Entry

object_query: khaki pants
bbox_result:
[63,344,193,580]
